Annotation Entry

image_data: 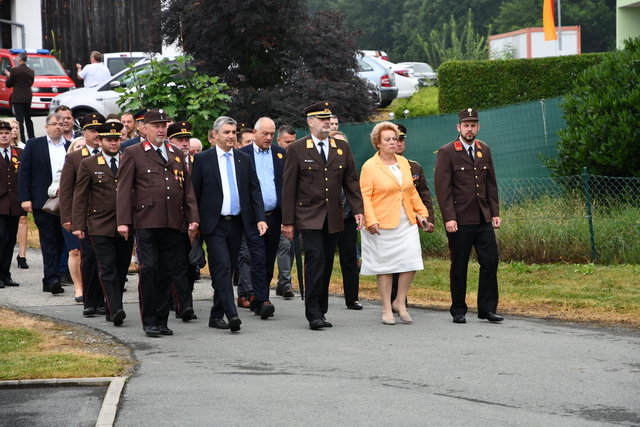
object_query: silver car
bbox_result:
[398,62,437,86]
[357,55,398,108]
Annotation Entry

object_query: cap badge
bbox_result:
[468,108,473,116]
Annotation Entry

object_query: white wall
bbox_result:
[11,0,43,49]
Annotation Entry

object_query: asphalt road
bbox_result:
[2,247,640,426]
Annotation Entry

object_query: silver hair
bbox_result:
[254,117,275,130]
[213,116,237,132]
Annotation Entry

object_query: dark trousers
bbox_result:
[91,235,133,316]
[337,216,359,304]
[300,219,340,322]
[80,230,103,309]
[32,209,65,287]
[136,228,183,327]
[244,208,282,305]
[170,233,193,315]
[447,221,499,316]
[0,214,19,280]
[12,102,34,142]
[204,216,242,320]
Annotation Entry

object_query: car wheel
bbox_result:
[379,100,392,108]
[72,109,96,135]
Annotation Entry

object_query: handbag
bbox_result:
[189,235,206,268]
[42,196,60,215]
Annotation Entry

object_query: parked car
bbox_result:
[49,57,177,128]
[102,52,148,76]
[0,48,76,112]
[357,55,398,108]
[397,62,437,86]
[365,56,419,99]
[360,50,389,61]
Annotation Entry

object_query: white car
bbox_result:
[365,56,419,99]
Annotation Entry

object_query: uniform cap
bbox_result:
[304,101,333,119]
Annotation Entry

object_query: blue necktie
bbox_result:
[224,152,239,215]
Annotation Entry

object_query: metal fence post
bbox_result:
[583,167,597,262]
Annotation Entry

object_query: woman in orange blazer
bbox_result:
[360,122,429,325]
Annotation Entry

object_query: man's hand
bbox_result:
[188,222,200,244]
[425,222,435,233]
[21,201,32,213]
[73,230,85,239]
[354,214,364,231]
[118,225,130,240]
[257,221,268,236]
[62,222,72,232]
[368,223,380,235]
[492,216,501,229]
[445,220,458,233]
[281,224,294,241]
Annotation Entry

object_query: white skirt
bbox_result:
[360,208,424,275]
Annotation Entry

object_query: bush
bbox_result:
[438,53,606,113]
[391,86,440,118]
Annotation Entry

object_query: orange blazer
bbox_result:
[360,152,428,229]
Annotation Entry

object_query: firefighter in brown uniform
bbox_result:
[434,108,502,324]
[59,113,106,316]
[0,121,24,288]
[116,109,199,337]
[73,122,134,326]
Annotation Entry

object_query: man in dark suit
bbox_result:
[0,121,24,288]
[281,101,364,330]
[4,52,35,142]
[238,117,286,319]
[434,108,502,324]
[59,113,106,316]
[18,113,70,294]
[120,108,150,151]
[191,116,267,333]
[73,122,133,326]
[117,108,199,337]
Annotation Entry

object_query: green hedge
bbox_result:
[438,53,607,113]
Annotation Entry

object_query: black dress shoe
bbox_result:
[158,325,173,335]
[180,307,194,322]
[453,314,466,324]
[0,280,4,288]
[16,256,29,269]
[96,307,107,315]
[309,319,326,330]
[321,318,333,327]
[257,302,275,319]
[282,285,295,298]
[144,326,161,337]
[83,307,97,316]
[275,286,283,296]
[478,312,504,322]
[176,312,198,320]
[112,309,126,326]
[209,317,230,329]
[346,301,363,310]
[49,280,63,295]
[4,278,20,287]
[228,315,242,332]
[60,272,72,285]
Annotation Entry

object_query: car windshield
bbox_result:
[15,56,66,76]
[414,64,433,73]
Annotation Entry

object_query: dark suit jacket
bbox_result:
[73,153,122,237]
[408,159,435,224]
[18,136,71,209]
[238,143,286,210]
[191,147,265,235]
[59,147,93,224]
[282,135,363,234]
[121,136,143,151]
[6,63,34,103]
[0,146,25,216]
[434,138,499,225]
[116,140,199,230]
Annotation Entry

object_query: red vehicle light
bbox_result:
[394,70,410,77]
[381,75,390,87]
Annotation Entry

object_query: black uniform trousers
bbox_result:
[204,215,242,320]
[90,235,134,316]
[447,221,499,316]
[32,209,65,288]
[171,232,194,316]
[300,218,340,322]
[80,231,104,309]
[12,103,35,142]
[337,215,359,304]
[244,208,281,306]
[0,214,19,281]
[136,227,183,327]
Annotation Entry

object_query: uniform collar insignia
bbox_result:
[306,139,314,149]
[454,141,463,151]
[143,141,151,151]
[97,156,106,165]
[330,138,337,148]
[81,148,89,156]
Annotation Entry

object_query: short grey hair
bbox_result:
[46,113,63,125]
[213,116,237,132]
[254,117,275,130]
[18,52,27,63]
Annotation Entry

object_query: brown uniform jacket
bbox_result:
[434,138,499,225]
[59,147,95,225]
[408,159,434,224]
[0,146,25,216]
[72,153,122,237]
[116,140,199,230]
[6,63,34,103]
[282,135,363,234]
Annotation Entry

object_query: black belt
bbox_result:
[265,210,276,216]
[222,214,240,220]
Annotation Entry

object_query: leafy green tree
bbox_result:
[115,56,230,141]
[543,38,640,177]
